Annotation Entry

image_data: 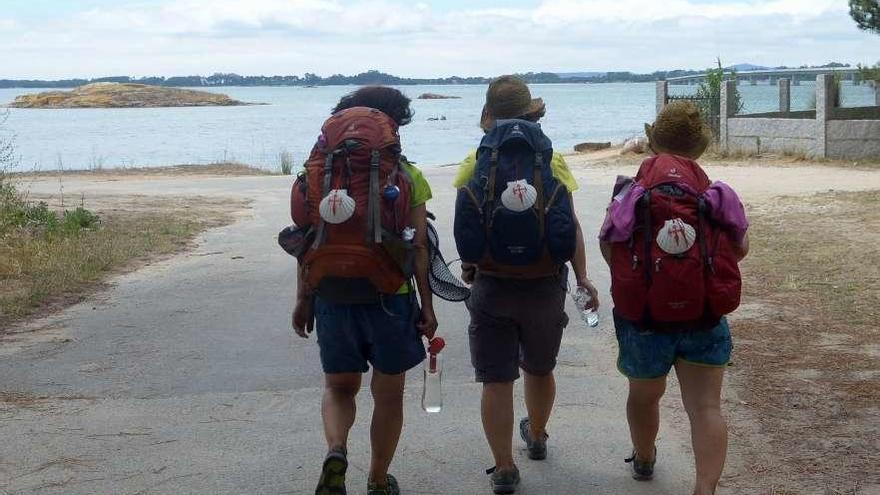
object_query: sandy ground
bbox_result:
[0,154,878,494]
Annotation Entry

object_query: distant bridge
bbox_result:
[667,67,865,86]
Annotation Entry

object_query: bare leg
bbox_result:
[368,370,406,486]
[675,361,727,495]
[626,377,667,462]
[523,371,555,440]
[322,373,362,452]
[481,381,516,471]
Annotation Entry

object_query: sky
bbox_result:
[0,0,877,79]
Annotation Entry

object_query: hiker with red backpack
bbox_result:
[599,101,749,495]
[453,76,600,494]
[288,87,437,495]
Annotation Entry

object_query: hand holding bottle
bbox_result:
[422,337,445,413]
[572,286,599,328]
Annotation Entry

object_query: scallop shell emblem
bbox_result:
[656,218,696,255]
[319,189,356,224]
[500,179,537,212]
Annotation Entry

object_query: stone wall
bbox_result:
[827,120,880,160]
[726,118,816,155]
[714,75,880,160]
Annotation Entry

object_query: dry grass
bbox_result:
[0,194,248,329]
[703,144,880,170]
[722,190,880,494]
[566,148,880,173]
[11,162,276,179]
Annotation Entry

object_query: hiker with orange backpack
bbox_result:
[599,101,749,495]
[288,86,437,495]
[453,76,600,494]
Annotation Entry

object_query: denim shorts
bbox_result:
[614,313,732,380]
[315,294,425,375]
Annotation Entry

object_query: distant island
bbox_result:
[8,83,252,108]
[0,64,854,89]
[417,93,461,100]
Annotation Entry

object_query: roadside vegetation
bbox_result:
[13,161,275,179]
[278,150,294,175]
[0,122,246,328]
[724,189,880,493]
[858,61,880,83]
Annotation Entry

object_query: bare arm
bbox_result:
[411,204,438,339]
[600,241,612,267]
[571,214,589,285]
[292,261,314,338]
[733,232,750,261]
[570,196,599,310]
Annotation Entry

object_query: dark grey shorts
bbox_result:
[466,271,569,383]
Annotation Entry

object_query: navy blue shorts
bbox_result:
[614,313,733,380]
[315,294,425,375]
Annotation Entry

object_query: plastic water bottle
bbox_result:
[422,337,445,413]
[572,287,599,328]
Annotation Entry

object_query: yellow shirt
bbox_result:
[452,151,579,192]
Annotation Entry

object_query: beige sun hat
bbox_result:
[480,75,547,131]
[645,101,711,159]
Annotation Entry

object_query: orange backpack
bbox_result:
[290,107,415,300]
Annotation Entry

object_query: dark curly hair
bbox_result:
[332,86,414,126]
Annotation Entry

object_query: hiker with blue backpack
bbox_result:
[600,101,749,495]
[453,75,600,494]
[288,86,437,495]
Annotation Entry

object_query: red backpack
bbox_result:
[290,107,414,300]
[610,154,741,329]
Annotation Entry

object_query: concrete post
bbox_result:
[778,78,791,114]
[719,80,737,151]
[874,81,880,107]
[815,74,834,159]
[656,80,668,115]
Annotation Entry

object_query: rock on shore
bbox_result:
[574,142,611,153]
[8,83,252,108]
[417,93,461,100]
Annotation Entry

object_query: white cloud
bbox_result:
[0,0,876,79]
[532,0,845,25]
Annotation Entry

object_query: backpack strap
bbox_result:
[533,152,546,238]
[367,149,382,244]
[485,148,500,228]
[697,197,713,274]
[641,189,653,284]
[313,151,336,248]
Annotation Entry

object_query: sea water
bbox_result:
[0,82,875,171]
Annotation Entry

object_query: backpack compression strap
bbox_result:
[485,148,500,229]
[533,152,546,238]
[314,151,336,248]
[367,149,382,244]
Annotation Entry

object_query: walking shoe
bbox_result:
[315,448,348,495]
[519,417,548,460]
[486,466,520,494]
[624,447,656,481]
[367,474,400,495]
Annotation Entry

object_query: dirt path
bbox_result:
[568,152,880,495]
[0,160,878,494]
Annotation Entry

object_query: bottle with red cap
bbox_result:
[422,337,445,413]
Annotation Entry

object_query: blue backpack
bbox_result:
[454,119,577,274]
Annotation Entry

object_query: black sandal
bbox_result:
[624,446,656,481]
